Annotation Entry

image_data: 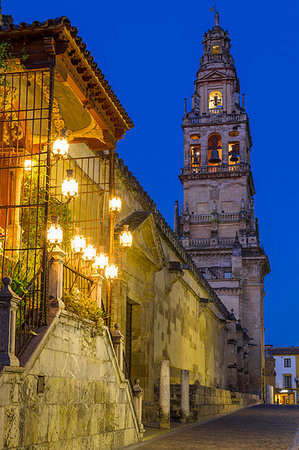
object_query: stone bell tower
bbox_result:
[175,12,270,396]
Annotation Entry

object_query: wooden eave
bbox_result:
[0,17,133,142]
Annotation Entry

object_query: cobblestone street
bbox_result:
[133,405,299,449]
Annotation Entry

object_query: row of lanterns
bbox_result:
[44,130,131,280]
[47,217,132,279]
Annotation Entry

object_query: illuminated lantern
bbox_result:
[94,253,109,270]
[82,244,97,262]
[109,196,121,212]
[61,170,78,198]
[52,129,69,158]
[47,216,63,244]
[71,234,86,254]
[24,159,33,171]
[105,263,118,279]
[120,225,132,248]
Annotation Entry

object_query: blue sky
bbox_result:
[6,0,299,346]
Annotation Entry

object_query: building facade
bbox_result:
[265,346,299,405]
[175,12,270,395]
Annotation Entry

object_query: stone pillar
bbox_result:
[111,323,124,372]
[266,385,274,404]
[201,142,208,166]
[159,359,170,429]
[0,277,21,368]
[133,378,145,433]
[180,369,190,423]
[48,245,66,309]
[226,318,238,391]
[222,135,229,165]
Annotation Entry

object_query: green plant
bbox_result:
[0,41,28,74]
[63,288,106,332]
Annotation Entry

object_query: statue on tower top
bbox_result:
[209,2,220,27]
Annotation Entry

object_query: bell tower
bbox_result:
[176,12,270,396]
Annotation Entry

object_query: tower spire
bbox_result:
[215,11,219,26]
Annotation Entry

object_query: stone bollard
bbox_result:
[180,369,190,423]
[133,378,145,433]
[111,324,124,372]
[159,359,170,429]
[266,384,274,404]
[0,277,21,368]
[48,244,66,309]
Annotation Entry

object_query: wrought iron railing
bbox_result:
[63,263,95,297]
[15,268,45,356]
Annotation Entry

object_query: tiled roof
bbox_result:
[267,346,299,355]
[0,16,133,129]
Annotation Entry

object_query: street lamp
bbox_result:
[52,129,69,158]
[105,263,118,279]
[109,196,121,212]
[94,253,109,270]
[82,244,97,262]
[62,170,78,198]
[47,216,63,245]
[71,233,86,255]
[120,224,132,248]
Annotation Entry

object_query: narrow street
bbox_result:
[133,405,299,449]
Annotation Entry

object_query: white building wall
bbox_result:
[274,355,296,389]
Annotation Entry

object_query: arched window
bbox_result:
[190,144,201,168]
[208,133,222,166]
[209,90,223,114]
[228,142,240,165]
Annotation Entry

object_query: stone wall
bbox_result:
[0,310,141,449]
[169,383,260,422]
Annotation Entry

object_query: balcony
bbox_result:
[209,108,223,115]
[190,212,244,224]
[182,112,247,127]
[181,163,250,176]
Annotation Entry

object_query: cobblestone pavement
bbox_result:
[134,405,299,449]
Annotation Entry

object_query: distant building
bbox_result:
[265,346,299,405]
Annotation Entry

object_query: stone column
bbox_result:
[133,378,145,433]
[159,359,170,429]
[266,384,274,404]
[201,142,208,166]
[48,244,66,309]
[180,369,190,423]
[0,277,21,368]
[111,323,124,372]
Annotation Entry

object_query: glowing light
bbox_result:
[82,244,97,262]
[105,263,118,279]
[109,196,122,212]
[61,170,78,198]
[47,216,63,244]
[24,159,33,171]
[52,130,69,158]
[120,225,132,248]
[71,234,86,254]
[94,253,109,270]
